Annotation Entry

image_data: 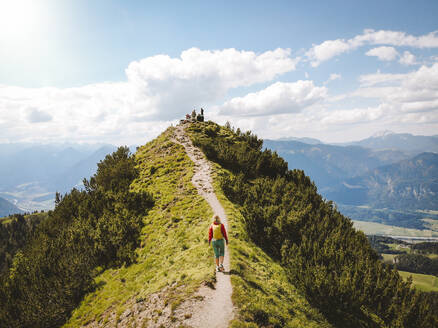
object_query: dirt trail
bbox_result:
[172,124,235,328]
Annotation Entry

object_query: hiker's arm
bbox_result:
[208,225,213,245]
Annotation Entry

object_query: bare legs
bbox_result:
[214,256,224,271]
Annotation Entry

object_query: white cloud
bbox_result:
[307,29,438,66]
[0,48,298,143]
[358,70,406,87]
[218,81,327,116]
[399,51,417,65]
[355,63,438,113]
[320,105,385,125]
[355,29,438,48]
[125,47,299,120]
[212,61,438,142]
[306,39,350,67]
[324,73,341,84]
[366,46,399,61]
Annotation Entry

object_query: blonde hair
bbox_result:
[213,215,221,223]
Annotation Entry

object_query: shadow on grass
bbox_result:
[222,269,239,276]
[91,280,107,292]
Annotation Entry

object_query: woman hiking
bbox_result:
[208,215,229,272]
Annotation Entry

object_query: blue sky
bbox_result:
[1,0,438,144]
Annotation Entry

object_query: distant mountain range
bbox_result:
[276,136,323,145]
[266,132,438,213]
[326,152,438,210]
[339,131,438,154]
[0,143,127,211]
[264,140,409,191]
[1,131,437,214]
[0,197,23,217]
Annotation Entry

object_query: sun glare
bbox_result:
[0,0,42,43]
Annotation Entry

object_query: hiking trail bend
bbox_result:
[172,124,235,328]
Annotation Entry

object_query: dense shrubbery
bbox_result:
[367,235,408,255]
[0,213,46,274]
[0,146,154,328]
[188,121,438,327]
[191,121,288,179]
[412,242,438,254]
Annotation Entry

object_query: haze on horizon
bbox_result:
[1,0,438,145]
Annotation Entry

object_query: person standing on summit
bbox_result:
[208,215,229,272]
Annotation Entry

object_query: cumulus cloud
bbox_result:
[218,81,327,116]
[366,46,399,61]
[355,62,438,113]
[0,47,298,143]
[399,51,417,65]
[307,29,438,66]
[214,60,438,142]
[306,39,351,67]
[125,47,298,120]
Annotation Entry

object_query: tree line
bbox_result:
[189,121,438,328]
[368,237,438,276]
[0,146,154,328]
[393,253,438,276]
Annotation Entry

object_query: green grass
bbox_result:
[398,271,438,292]
[0,216,13,225]
[64,127,215,327]
[381,254,397,264]
[353,220,438,237]
[386,243,410,253]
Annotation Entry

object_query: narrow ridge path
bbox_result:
[172,124,235,328]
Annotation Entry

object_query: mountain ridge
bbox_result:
[1,122,437,327]
[341,132,438,154]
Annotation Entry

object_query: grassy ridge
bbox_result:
[65,127,214,327]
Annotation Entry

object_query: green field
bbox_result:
[381,254,396,264]
[353,220,438,237]
[398,271,438,292]
[422,218,438,231]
